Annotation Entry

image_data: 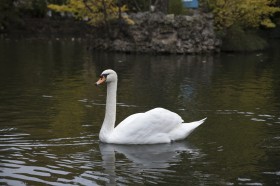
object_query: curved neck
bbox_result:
[100,81,117,136]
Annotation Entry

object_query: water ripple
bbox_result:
[215,109,280,125]
[0,131,100,185]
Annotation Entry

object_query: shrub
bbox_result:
[221,25,267,52]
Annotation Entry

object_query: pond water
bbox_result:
[0,39,279,185]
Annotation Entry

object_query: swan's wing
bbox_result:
[111,108,183,144]
[117,113,144,127]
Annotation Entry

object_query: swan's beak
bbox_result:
[95,76,106,86]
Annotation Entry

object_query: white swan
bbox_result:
[96,69,206,144]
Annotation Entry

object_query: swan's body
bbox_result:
[96,69,206,144]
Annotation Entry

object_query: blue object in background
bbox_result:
[182,0,199,8]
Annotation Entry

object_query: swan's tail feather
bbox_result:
[169,117,207,141]
[187,117,207,128]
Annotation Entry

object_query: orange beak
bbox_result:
[95,76,106,86]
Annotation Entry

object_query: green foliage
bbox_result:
[48,0,128,26]
[168,0,184,15]
[221,25,267,52]
[207,0,280,30]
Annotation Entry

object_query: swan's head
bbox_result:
[95,69,118,85]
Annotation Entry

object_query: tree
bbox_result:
[207,0,280,30]
[202,0,280,51]
[48,0,129,36]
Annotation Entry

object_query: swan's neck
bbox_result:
[100,81,117,140]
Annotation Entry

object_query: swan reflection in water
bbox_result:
[99,141,200,184]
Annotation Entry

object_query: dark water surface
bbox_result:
[0,39,279,185]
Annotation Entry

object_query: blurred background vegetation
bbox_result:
[1,0,280,52]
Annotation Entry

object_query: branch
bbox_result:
[83,0,94,13]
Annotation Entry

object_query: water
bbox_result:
[0,39,279,185]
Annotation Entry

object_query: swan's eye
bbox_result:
[100,74,109,78]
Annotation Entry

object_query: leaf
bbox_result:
[47,0,128,26]
[210,0,280,30]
